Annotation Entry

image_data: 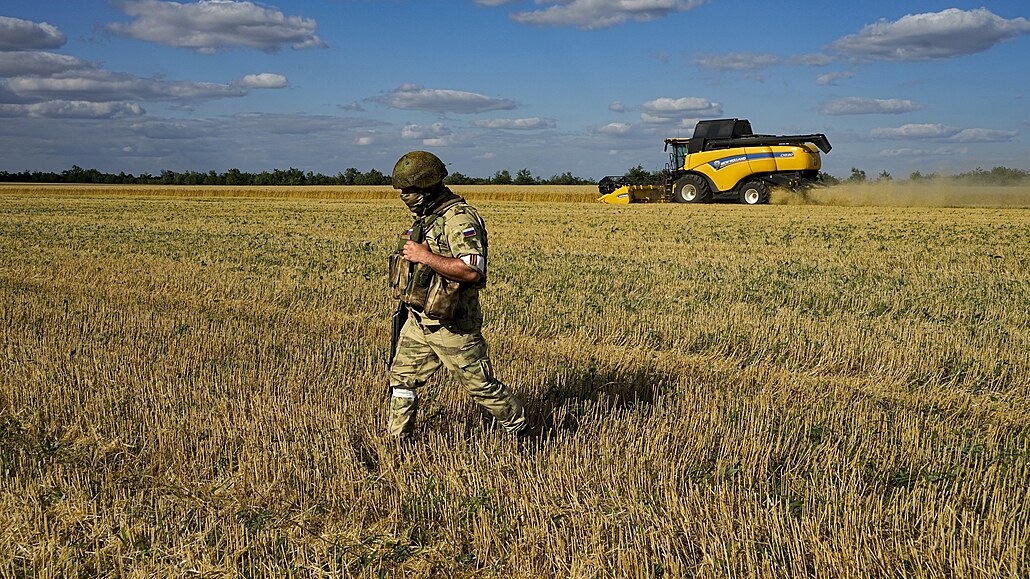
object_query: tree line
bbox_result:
[0,166,593,186]
[830,166,1030,185]
[1,164,1027,186]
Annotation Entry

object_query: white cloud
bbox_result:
[107,0,327,53]
[0,16,66,51]
[0,17,292,119]
[0,52,96,79]
[374,84,516,114]
[4,70,247,104]
[948,128,1019,143]
[0,100,144,119]
[822,97,924,115]
[237,73,288,89]
[470,117,555,130]
[596,122,631,135]
[609,101,627,113]
[872,124,959,139]
[510,0,705,29]
[872,123,1018,143]
[833,8,1030,61]
[402,122,451,140]
[641,96,721,122]
[816,71,854,86]
[423,137,454,147]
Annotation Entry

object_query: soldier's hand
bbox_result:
[402,240,432,264]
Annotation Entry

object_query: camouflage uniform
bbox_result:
[388,181,526,439]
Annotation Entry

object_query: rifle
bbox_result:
[389,301,408,367]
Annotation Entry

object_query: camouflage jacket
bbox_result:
[399,192,489,332]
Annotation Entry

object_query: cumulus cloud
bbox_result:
[401,122,451,140]
[0,52,96,78]
[4,70,247,104]
[948,128,1020,143]
[822,97,924,115]
[107,0,327,53]
[470,117,555,130]
[596,122,632,135]
[0,100,144,119]
[609,101,627,113]
[0,16,66,51]
[640,97,722,123]
[0,16,291,119]
[237,73,288,89]
[374,84,516,114]
[509,0,705,29]
[872,124,960,139]
[833,8,1030,61]
[872,123,1018,143]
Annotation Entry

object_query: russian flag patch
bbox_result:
[462,226,477,238]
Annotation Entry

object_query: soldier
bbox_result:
[387,151,527,440]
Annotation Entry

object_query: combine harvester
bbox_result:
[598,118,831,205]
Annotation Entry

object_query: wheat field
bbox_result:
[1,185,1029,577]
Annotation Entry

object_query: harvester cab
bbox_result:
[598,118,831,205]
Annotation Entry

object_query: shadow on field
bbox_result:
[516,364,676,438]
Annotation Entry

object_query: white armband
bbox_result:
[460,254,486,275]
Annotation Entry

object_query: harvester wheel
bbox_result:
[739,180,770,205]
[673,174,711,203]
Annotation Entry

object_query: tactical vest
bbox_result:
[388,194,466,321]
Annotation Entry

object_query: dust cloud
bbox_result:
[771,183,1030,208]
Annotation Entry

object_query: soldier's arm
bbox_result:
[402,240,482,283]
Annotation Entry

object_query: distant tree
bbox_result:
[541,171,592,185]
[514,168,536,185]
[445,171,480,185]
[491,169,512,185]
[877,170,892,182]
[621,164,669,186]
[847,167,867,183]
[225,168,244,185]
[817,172,840,186]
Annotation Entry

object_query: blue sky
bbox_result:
[1,0,1028,180]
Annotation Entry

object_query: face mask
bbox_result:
[401,186,439,215]
[400,190,425,214]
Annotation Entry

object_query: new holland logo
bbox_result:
[710,155,747,170]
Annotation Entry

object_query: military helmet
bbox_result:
[392,151,447,189]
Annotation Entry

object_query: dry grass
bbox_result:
[1,186,1028,577]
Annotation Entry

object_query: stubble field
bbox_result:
[1,184,1029,577]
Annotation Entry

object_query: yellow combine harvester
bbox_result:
[598,118,831,205]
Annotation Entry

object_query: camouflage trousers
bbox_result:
[388,315,526,438]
